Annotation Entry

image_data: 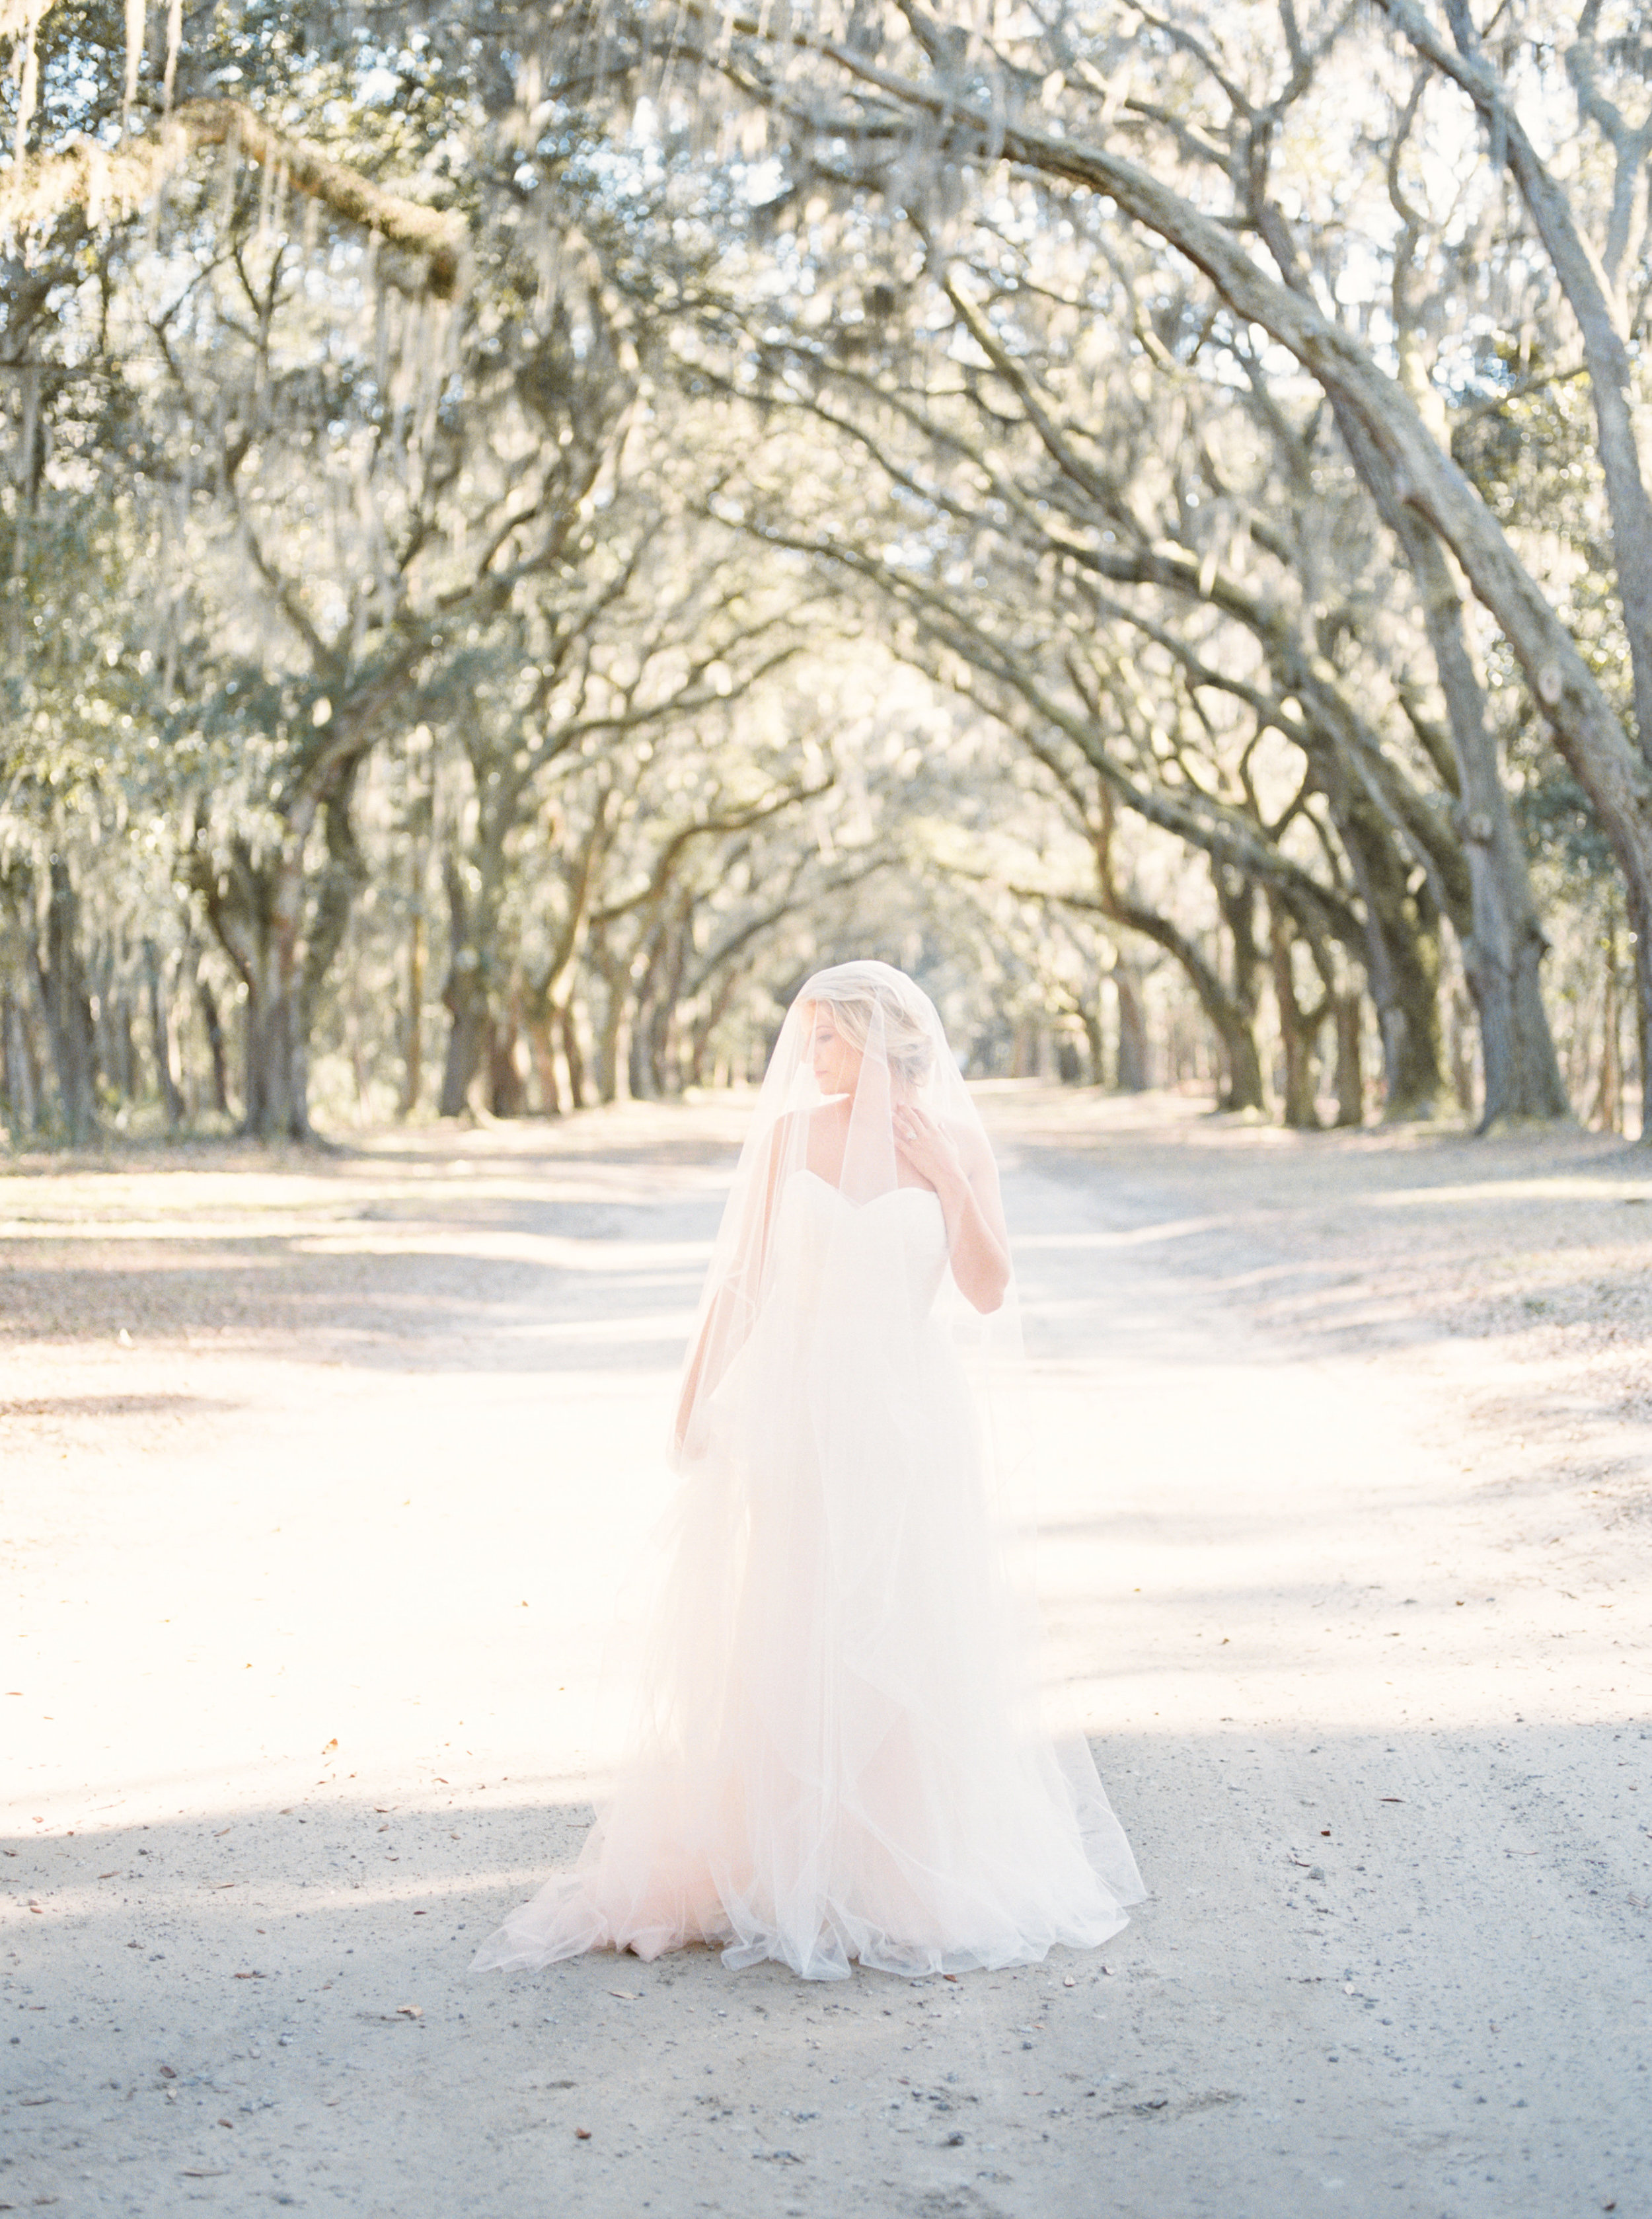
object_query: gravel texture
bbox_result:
[2,1087,1649,2218]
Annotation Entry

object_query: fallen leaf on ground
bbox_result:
[575,2127,591,2140]
[396,2003,422,2019]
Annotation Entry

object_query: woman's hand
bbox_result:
[894,1102,1011,1315]
[892,1102,967,1194]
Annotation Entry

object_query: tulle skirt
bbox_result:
[473,1293,1145,1982]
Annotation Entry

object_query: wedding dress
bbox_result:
[473,961,1144,1982]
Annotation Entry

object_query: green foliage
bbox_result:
[0,0,1643,1139]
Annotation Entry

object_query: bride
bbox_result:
[474,960,1144,1982]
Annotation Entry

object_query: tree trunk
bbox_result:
[438,851,495,1118]
[196,811,359,1141]
[627,909,683,1102]
[594,977,626,1104]
[1213,869,1269,1112]
[585,924,631,1106]
[1593,905,1625,1133]
[687,962,750,1090]
[1332,993,1365,1128]
[439,973,491,1117]
[1331,792,1443,1120]
[559,1004,587,1110]
[92,940,136,1109]
[1269,901,1322,1129]
[597,1000,626,1104]
[1334,407,1569,1125]
[626,1020,653,1101]
[1081,794,1264,1108]
[488,1003,527,1117]
[3,991,39,1137]
[1113,961,1151,1090]
[401,896,425,1119]
[1079,996,1106,1088]
[1101,897,1264,1110]
[241,948,309,1139]
[196,972,231,1117]
[525,1010,562,1115]
[1446,982,1478,1116]
[143,938,185,1130]
[1210,987,1264,1111]
[27,858,98,1143]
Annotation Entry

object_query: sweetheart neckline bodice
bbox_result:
[789,1167,944,1211]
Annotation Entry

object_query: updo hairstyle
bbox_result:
[812,977,935,1090]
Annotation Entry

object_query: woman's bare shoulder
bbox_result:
[765,1106,838,1161]
[770,1105,836,1141]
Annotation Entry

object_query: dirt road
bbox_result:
[3,1091,1649,2218]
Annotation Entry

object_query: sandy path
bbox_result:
[2,1091,1649,2218]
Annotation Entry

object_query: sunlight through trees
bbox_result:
[2,0,1645,1137]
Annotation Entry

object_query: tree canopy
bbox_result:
[1,0,1645,1138]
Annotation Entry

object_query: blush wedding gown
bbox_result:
[473,962,1144,1982]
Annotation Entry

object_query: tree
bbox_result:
[650,0,1652,1123]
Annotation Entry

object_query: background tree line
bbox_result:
[0,0,1643,1138]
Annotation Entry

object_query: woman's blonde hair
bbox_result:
[810,977,935,1088]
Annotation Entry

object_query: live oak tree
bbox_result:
[5,2,672,1131]
[4,0,1648,1136]
[687,229,1454,1118]
[602,0,1652,1125]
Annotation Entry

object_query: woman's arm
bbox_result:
[893,1106,1011,1315]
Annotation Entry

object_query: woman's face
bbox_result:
[806,1004,864,1099]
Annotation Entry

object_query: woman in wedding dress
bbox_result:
[474,960,1144,1982]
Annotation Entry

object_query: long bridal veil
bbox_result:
[474,959,1145,1981]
